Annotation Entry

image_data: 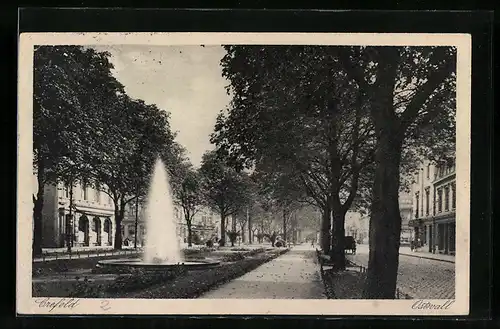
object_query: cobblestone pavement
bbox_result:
[347,244,455,299]
[200,245,326,299]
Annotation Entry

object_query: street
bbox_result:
[347,244,455,299]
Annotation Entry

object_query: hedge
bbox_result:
[33,248,286,298]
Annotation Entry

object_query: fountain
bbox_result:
[98,158,219,271]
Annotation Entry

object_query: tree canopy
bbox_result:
[199,150,252,246]
[333,45,456,298]
[33,46,125,255]
[33,45,180,252]
[211,44,456,297]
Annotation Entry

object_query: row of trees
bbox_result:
[33,45,284,256]
[175,148,311,248]
[211,45,456,298]
[33,46,184,256]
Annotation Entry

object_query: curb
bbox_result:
[311,252,329,299]
[399,252,455,264]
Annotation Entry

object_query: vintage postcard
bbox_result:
[17,32,471,316]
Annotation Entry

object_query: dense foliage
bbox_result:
[212,45,456,298]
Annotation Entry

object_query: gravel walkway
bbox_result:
[200,245,326,299]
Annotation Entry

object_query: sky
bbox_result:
[91,45,231,167]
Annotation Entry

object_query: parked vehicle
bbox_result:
[344,236,357,254]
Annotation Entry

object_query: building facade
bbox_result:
[37,179,117,249]
[177,207,219,244]
[121,201,219,247]
[409,157,456,255]
[34,174,220,249]
[399,192,413,245]
[345,211,365,243]
[344,192,413,245]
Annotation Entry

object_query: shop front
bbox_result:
[421,215,455,255]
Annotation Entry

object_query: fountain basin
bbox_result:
[97,258,220,271]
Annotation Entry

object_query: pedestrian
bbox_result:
[311,240,314,248]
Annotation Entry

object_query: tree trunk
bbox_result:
[292,212,297,244]
[232,215,237,231]
[134,195,139,249]
[329,211,347,270]
[363,132,403,299]
[220,213,226,247]
[32,173,44,257]
[247,207,252,244]
[187,218,193,247]
[113,197,124,250]
[320,207,331,253]
[282,209,287,242]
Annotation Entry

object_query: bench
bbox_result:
[315,248,336,275]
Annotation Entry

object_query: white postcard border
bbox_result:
[17,32,471,316]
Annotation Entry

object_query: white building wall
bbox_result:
[411,159,436,220]
[33,169,222,249]
[33,176,116,249]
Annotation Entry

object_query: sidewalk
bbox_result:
[399,246,455,263]
[199,245,326,299]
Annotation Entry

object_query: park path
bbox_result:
[200,245,326,299]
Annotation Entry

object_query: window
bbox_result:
[415,193,420,219]
[104,219,111,233]
[131,202,137,216]
[452,183,456,209]
[95,183,101,203]
[427,164,430,179]
[425,188,430,216]
[64,183,69,198]
[444,186,450,211]
[447,159,455,174]
[82,181,88,200]
[433,189,436,215]
[437,188,443,213]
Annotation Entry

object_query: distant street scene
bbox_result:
[30,43,456,300]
